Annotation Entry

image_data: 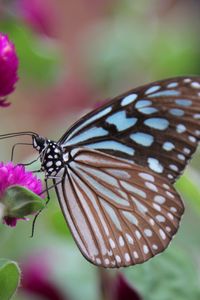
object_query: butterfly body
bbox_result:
[32,136,65,176]
[25,76,200,267]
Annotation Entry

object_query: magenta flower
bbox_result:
[0,33,19,106]
[0,162,43,226]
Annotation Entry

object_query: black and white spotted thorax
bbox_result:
[32,135,66,176]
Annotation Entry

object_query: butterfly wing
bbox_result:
[54,148,184,268]
[59,76,200,183]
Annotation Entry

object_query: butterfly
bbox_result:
[4,76,200,268]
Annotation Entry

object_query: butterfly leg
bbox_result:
[44,177,50,205]
[30,177,63,237]
[30,177,50,237]
[32,169,42,173]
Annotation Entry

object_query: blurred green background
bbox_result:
[0,0,200,299]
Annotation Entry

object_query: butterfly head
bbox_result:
[32,135,47,152]
[32,135,65,176]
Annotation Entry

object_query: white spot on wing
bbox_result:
[188,136,196,143]
[139,172,155,182]
[143,245,149,254]
[126,233,134,244]
[144,229,153,237]
[145,182,158,192]
[115,255,121,263]
[125,253,131,262]
[176,124,186,133]
[159,229,166,240]
[152,244,158,250]
[135,230,142,239]
[119,236,125,247]
[156,215,165,222]
[183,78,192,83]
[193,114,200,119]
[191,81,200,89]
[109,238,116,249]
[154,195,166,204]
[169,164,179,172]
[153,203,161,211]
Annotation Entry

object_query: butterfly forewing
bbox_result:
[59,76,200,183]
[54,148,184,268]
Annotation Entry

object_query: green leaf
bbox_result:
[124,246,200,300]
[0,259,21,300]
[2,185,45,218]
[0,19,60,84]
[176,174,200,212]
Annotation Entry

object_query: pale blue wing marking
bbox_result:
[169,108,184,117]
[148,90,180,98]
[130,132,154,147]
[147,158,164,173]
[66,106,112,141]
[138,107,158,114]
[135,100,152,108]
[122,211,139,225]
[144,118,169,130]
[162,142,175,151]
[175,99,192,106]
[167,82,178,88]
[121,93,137,106]
[86,140,135,155]
[65,127,108,146]
[71,163,130,206]
[100,199,123,231]
[145,85,160,95]
[106,111,137,131]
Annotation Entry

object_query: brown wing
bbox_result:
[59,76,200,183]
[54,148,184,268]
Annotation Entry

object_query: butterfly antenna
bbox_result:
[0,131,38,140]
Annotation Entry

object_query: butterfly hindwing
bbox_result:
[54,148,184,268]
[59,76,200,183]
